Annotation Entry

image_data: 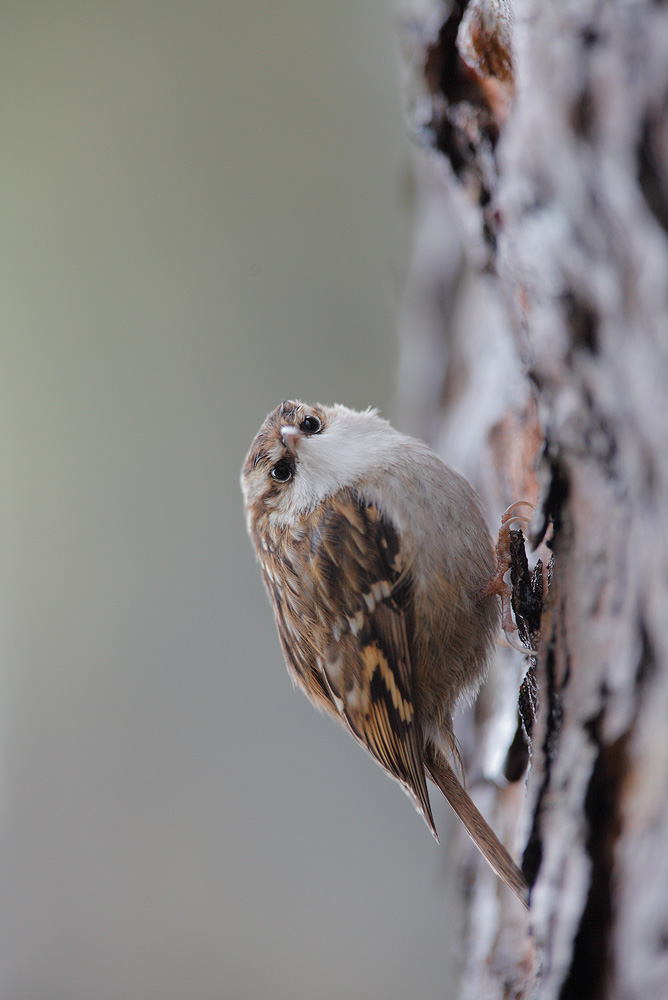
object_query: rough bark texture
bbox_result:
[399,1,668,997]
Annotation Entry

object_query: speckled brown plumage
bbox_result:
[252,486,435,831]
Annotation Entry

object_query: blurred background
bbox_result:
[2,2,461,998]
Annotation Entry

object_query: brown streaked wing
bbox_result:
[313,492,436,836]
[326,601,436,836]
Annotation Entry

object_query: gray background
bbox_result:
[2,3,459,998]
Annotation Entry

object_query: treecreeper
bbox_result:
[241,400,529,907]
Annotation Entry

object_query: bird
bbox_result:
[241,400,529,907]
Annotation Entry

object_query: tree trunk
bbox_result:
[399,1,668,997]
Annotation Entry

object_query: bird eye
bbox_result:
[270,459,293,483]
[300,414,321,434]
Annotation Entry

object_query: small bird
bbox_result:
[241,400,528,906]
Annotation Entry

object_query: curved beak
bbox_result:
[280,425,302,457]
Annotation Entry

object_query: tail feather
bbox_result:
[425,749,529,909]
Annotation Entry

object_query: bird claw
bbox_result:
[481,501,535,650]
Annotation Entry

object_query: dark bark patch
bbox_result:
[637,111,668,236]
[505,657,538,783]
[562,291,599,354]
[522,638,564,887]
[536,448,569,543]
[424,2,470,107]
[559,721,629,1000]
[509,529,545,645]
[416,1,514,253]
[580,26,601,48]
[635,617,657,690]
[570,89,596,138]
[504,718,529,782]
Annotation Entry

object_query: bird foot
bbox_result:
[480,501,535,650]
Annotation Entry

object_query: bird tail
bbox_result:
[425,749,529,909]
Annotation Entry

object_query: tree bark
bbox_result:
[399,1,668,997]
